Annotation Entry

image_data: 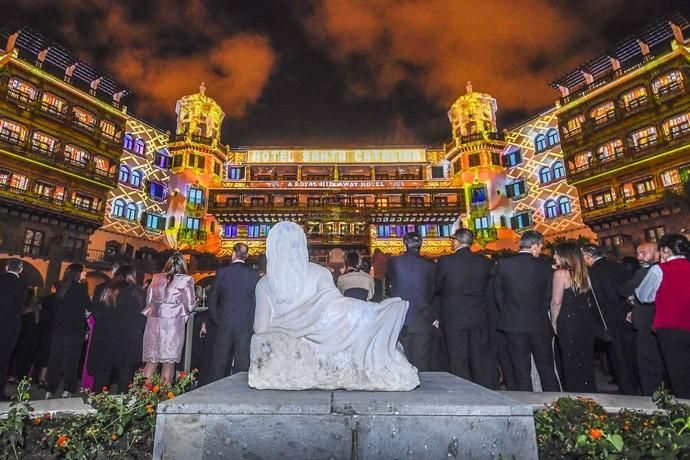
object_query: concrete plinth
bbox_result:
[154,372,537,459]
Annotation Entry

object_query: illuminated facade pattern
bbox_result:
[503,109,595,242]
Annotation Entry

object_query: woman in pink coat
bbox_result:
[142,253,196,384]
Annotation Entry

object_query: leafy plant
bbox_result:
[0,378,33,459]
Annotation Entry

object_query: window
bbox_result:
[470,186,487,205]
[619,86,648,111]
[633,177,656,197]
[40,92,67,116]
[628,126,658,151]
[409,196,424,207]
[93,156,111,176]
[172,154,184,168]
[188,187,204,204]
[134,139,146,155]
[661,168,683,187]
[72,107,96,130]
[584,189,613,209]
[118,165,130,182]
[34,181,55,199]
[468,153,481,167]
[186,217,201,230]
[123,134,134,151]
[100,120,117,140]
[72,193,94,210]
[376,197,389,208]
[564,114,585,136]
[228,167,245,180]
[64,145,91,167]
[552,161,565,180]
[490,152,501,166]
[353,196,366,207]
[433,196,449,205]
[31,132,59,155]
[377,225,391,238]
[307,196,320,207]
[652,70,684,97]
[511,212,531,229]
[0,169,8,186]
[558,197,571,215]
[590,101,616,126]
[65,237,85,259]
[546,129,560,146]
[596,139,624,163]
[7,77,37,104]
[284,196,298,206]
[149,182,166,200]
[504,149,522,167]
[23,229,44,256]
[569,151,593,174]
[534,135,547,152]
[431,165,445,179]
[474,215,491,229]
[505,180,526,199]
[644,226,665,243]
[145,213,165,230]
[247,224,271,238]
[9,173,29,191]
[250,196,267,207]
[188,153,206,169]
[453,158,462,174]
[224,224,238,238]
[154,151,171,169]
[112,199,125,217]
[130,170,143,187]
[539,167,552,184]
[544,200,558,218]
[0,118,28,144]
[125,203,138,220]
[662,112,690,140]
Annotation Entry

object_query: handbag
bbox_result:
[588,277,612,343]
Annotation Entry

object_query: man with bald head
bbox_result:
[618,242,664,395]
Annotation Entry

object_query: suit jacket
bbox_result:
[385,251,436,334]
[436,247,493,331]
[617,264,654,331]
[494,253,553,336]
[0,272,28,328]
[52,282,91,336]
[208,262,260,334]
[588,257,631,326]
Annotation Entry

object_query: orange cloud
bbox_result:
[301,0,601,113]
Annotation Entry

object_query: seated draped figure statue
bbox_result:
[248,221,419,391]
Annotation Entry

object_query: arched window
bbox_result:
[130,170,143,187]
[112,199,125,217]
[123,134,134,151]
[546,129,560,146]
[125,203,138,220]
[552,161,565,180]
[544,200,558,219]
[118,164,130,182]
[534,135,547,152]
[558,197,571,215]
[134,139,146,155]
[539,166,552,184]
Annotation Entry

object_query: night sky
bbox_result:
[1,0,685,146]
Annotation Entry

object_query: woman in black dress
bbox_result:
[550,242,596,392]
[89,265,146,393]
[46,264,91,399]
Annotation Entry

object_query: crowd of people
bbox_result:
[0,229,688,400]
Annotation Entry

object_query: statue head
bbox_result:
[265,221,309,305]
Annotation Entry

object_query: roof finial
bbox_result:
[466,81,473,94]
[199,82,206,95]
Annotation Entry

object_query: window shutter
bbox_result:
[140,211,148,227]
[157,215,165,230]
[505,184,514,198]
[515,149,522,164]
[518,180,526,196]
[509,216,517,229]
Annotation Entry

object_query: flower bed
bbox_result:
[0,370,197,459]
[535,391,690,459]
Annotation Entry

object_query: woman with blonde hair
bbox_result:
[550,242,596,392]
[142,253,195,384]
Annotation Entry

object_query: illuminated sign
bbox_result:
[246,149,427,164]
[220,180,453,189]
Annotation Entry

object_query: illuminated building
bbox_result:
[503,108,596,242]
[0,26,128,286]
[552,15,690,255]
[444,82,516,250]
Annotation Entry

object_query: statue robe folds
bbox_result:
[248,262,419,391]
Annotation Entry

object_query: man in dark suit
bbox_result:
[436,229,495,388]
[202,243,259,384]
[494,231,560,392]
[582,244,639,395]
[617,243,664,396]
[0,258,28,400]
[385,232,436,371]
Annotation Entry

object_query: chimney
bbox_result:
[581,71,594,85]
[670,21,685,45]
[36,48,49,68]
[64,63,76,83]
[5,32,18,53]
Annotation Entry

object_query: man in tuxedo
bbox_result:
[385,232,436,371]
[436,229,495,388]
[202,243,259,384]
[617,243,664,396]
[494,231,560,392]
[0,259,28,400]
[582,244,639,395]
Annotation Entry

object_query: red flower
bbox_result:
[167,391,175,399]
[33,417,42,426]
[178,371,186,379]
[152,385,160,393]
[102,386,109,392]
[111,433,118,441]
[589,428,603,440]
[56,434,69,448]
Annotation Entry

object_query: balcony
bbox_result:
[582,191,665,222]
[620,96,649,116]
[0,182,102,223]
[31,139,60,157]
[0,129,26,146]
[562,126,583,140]
[5,87,36,108]
[178,228,207,242]
[71,118,96,134]
[667,123,690,142]
[654,81,686,101]
[458,131,504,144]
[209,199,463,214]
[39,101,69,121]
[591,109,617,129]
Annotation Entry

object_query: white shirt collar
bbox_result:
[232,260,245,264]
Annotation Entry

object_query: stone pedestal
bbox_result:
[154,372,538,459]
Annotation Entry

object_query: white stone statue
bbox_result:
[248,221,419,391]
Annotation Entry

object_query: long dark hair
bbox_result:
[554,242,590,294]
[163,252,187,285]
[57,263,83,298]
[658,234,690,258]
[100,265,138,307]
